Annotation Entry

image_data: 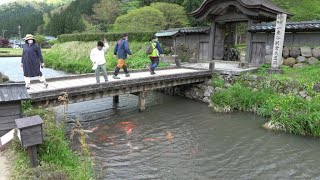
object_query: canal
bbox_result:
[1,57,320,179]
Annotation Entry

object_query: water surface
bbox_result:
[0,57,69,81]
[64,93,320,180]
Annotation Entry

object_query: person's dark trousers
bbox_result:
[114,65,129,76]
[150,57,160,73]
[123,66,129,74]
[114,66,120,76]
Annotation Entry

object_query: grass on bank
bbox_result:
[258,63,320,86]
[0,48,49,57]
[44,41,169,73]
[10,107,97,180]
[211,63,320,137]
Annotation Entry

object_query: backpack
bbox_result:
[146,42,155,55]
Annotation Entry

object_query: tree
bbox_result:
[0,38,10,48]
[151,2,189,29]
[182,0,203,13]
[91,0,120,30]
[112,6,166,32]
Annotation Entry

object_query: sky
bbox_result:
[0,0,16,5]
[0,0,50,5]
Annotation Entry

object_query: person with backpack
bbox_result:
[90,38,109,83]
[147,35,164,75]
[113,33,132,79]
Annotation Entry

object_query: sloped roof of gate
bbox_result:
[156,27,210,37]
[0,83,30,102]
[190,0,291,21]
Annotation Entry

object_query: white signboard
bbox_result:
[271,14,287,68]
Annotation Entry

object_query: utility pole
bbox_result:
[17,25,21,48]
[1,29,7,38]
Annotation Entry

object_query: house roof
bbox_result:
[156,27,210,37]
[250,21,320,32]
[190,0,291,21]
[0,83,30,102]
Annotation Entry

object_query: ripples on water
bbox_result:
[2,57,320,179]
[63,93,320,180]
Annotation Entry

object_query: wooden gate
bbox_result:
[214,24,225,60]
[199,42,209,61]
[251,42,266,65]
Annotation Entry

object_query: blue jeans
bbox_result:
[95,64,108,83]
[150,57,160,71]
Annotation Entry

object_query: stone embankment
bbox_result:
[266,46,320,68]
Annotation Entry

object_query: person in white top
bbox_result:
[90,39,109,83]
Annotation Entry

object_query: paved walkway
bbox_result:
[181,61,259,75]
[0,151,10,180]
[27,68,203,93]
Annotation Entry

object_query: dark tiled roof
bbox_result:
[156,27,210,37]
[191,0,291,21]
[250,21,320,32]
[0,83,30,102]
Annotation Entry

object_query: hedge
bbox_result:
[58,32,157,42]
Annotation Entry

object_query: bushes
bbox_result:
[58,32,156,43]
[44,41,169,73]
[211,73,320,137]
[107,32,156,42]
[58,33,106,42]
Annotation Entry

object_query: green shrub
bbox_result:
[58,32,156,43]
[44,41,169,73]
[211,81,320,137]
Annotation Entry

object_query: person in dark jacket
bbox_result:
[148,35,164,75]
[113,33,132,79]
[21,34,48,89]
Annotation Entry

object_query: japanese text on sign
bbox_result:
[272,14,287,68]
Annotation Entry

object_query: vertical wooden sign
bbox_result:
[271,14,287,68]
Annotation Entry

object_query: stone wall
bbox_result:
[158,74,236,105]
[159,73,320,105]
[282,46,320,68]
[158,79,213,105]
[266,46,320,68]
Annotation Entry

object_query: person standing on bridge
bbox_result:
[21,34,48,89]
[148,35,164,75]
[113,33,132,79]
[90,38,109,83]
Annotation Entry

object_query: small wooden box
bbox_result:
[15,115,44,148]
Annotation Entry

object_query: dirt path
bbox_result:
[0,151,10,180]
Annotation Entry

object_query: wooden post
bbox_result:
[226,23,232,61]
[27,145,38,168]
[245,20,254,63]
[209,62,215,74]
[138,91,147,112]
[0,72,3,83]
[113,95,119,104]
[15,115,44,168]
[209,21,216,60]
[175,59,181,68]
